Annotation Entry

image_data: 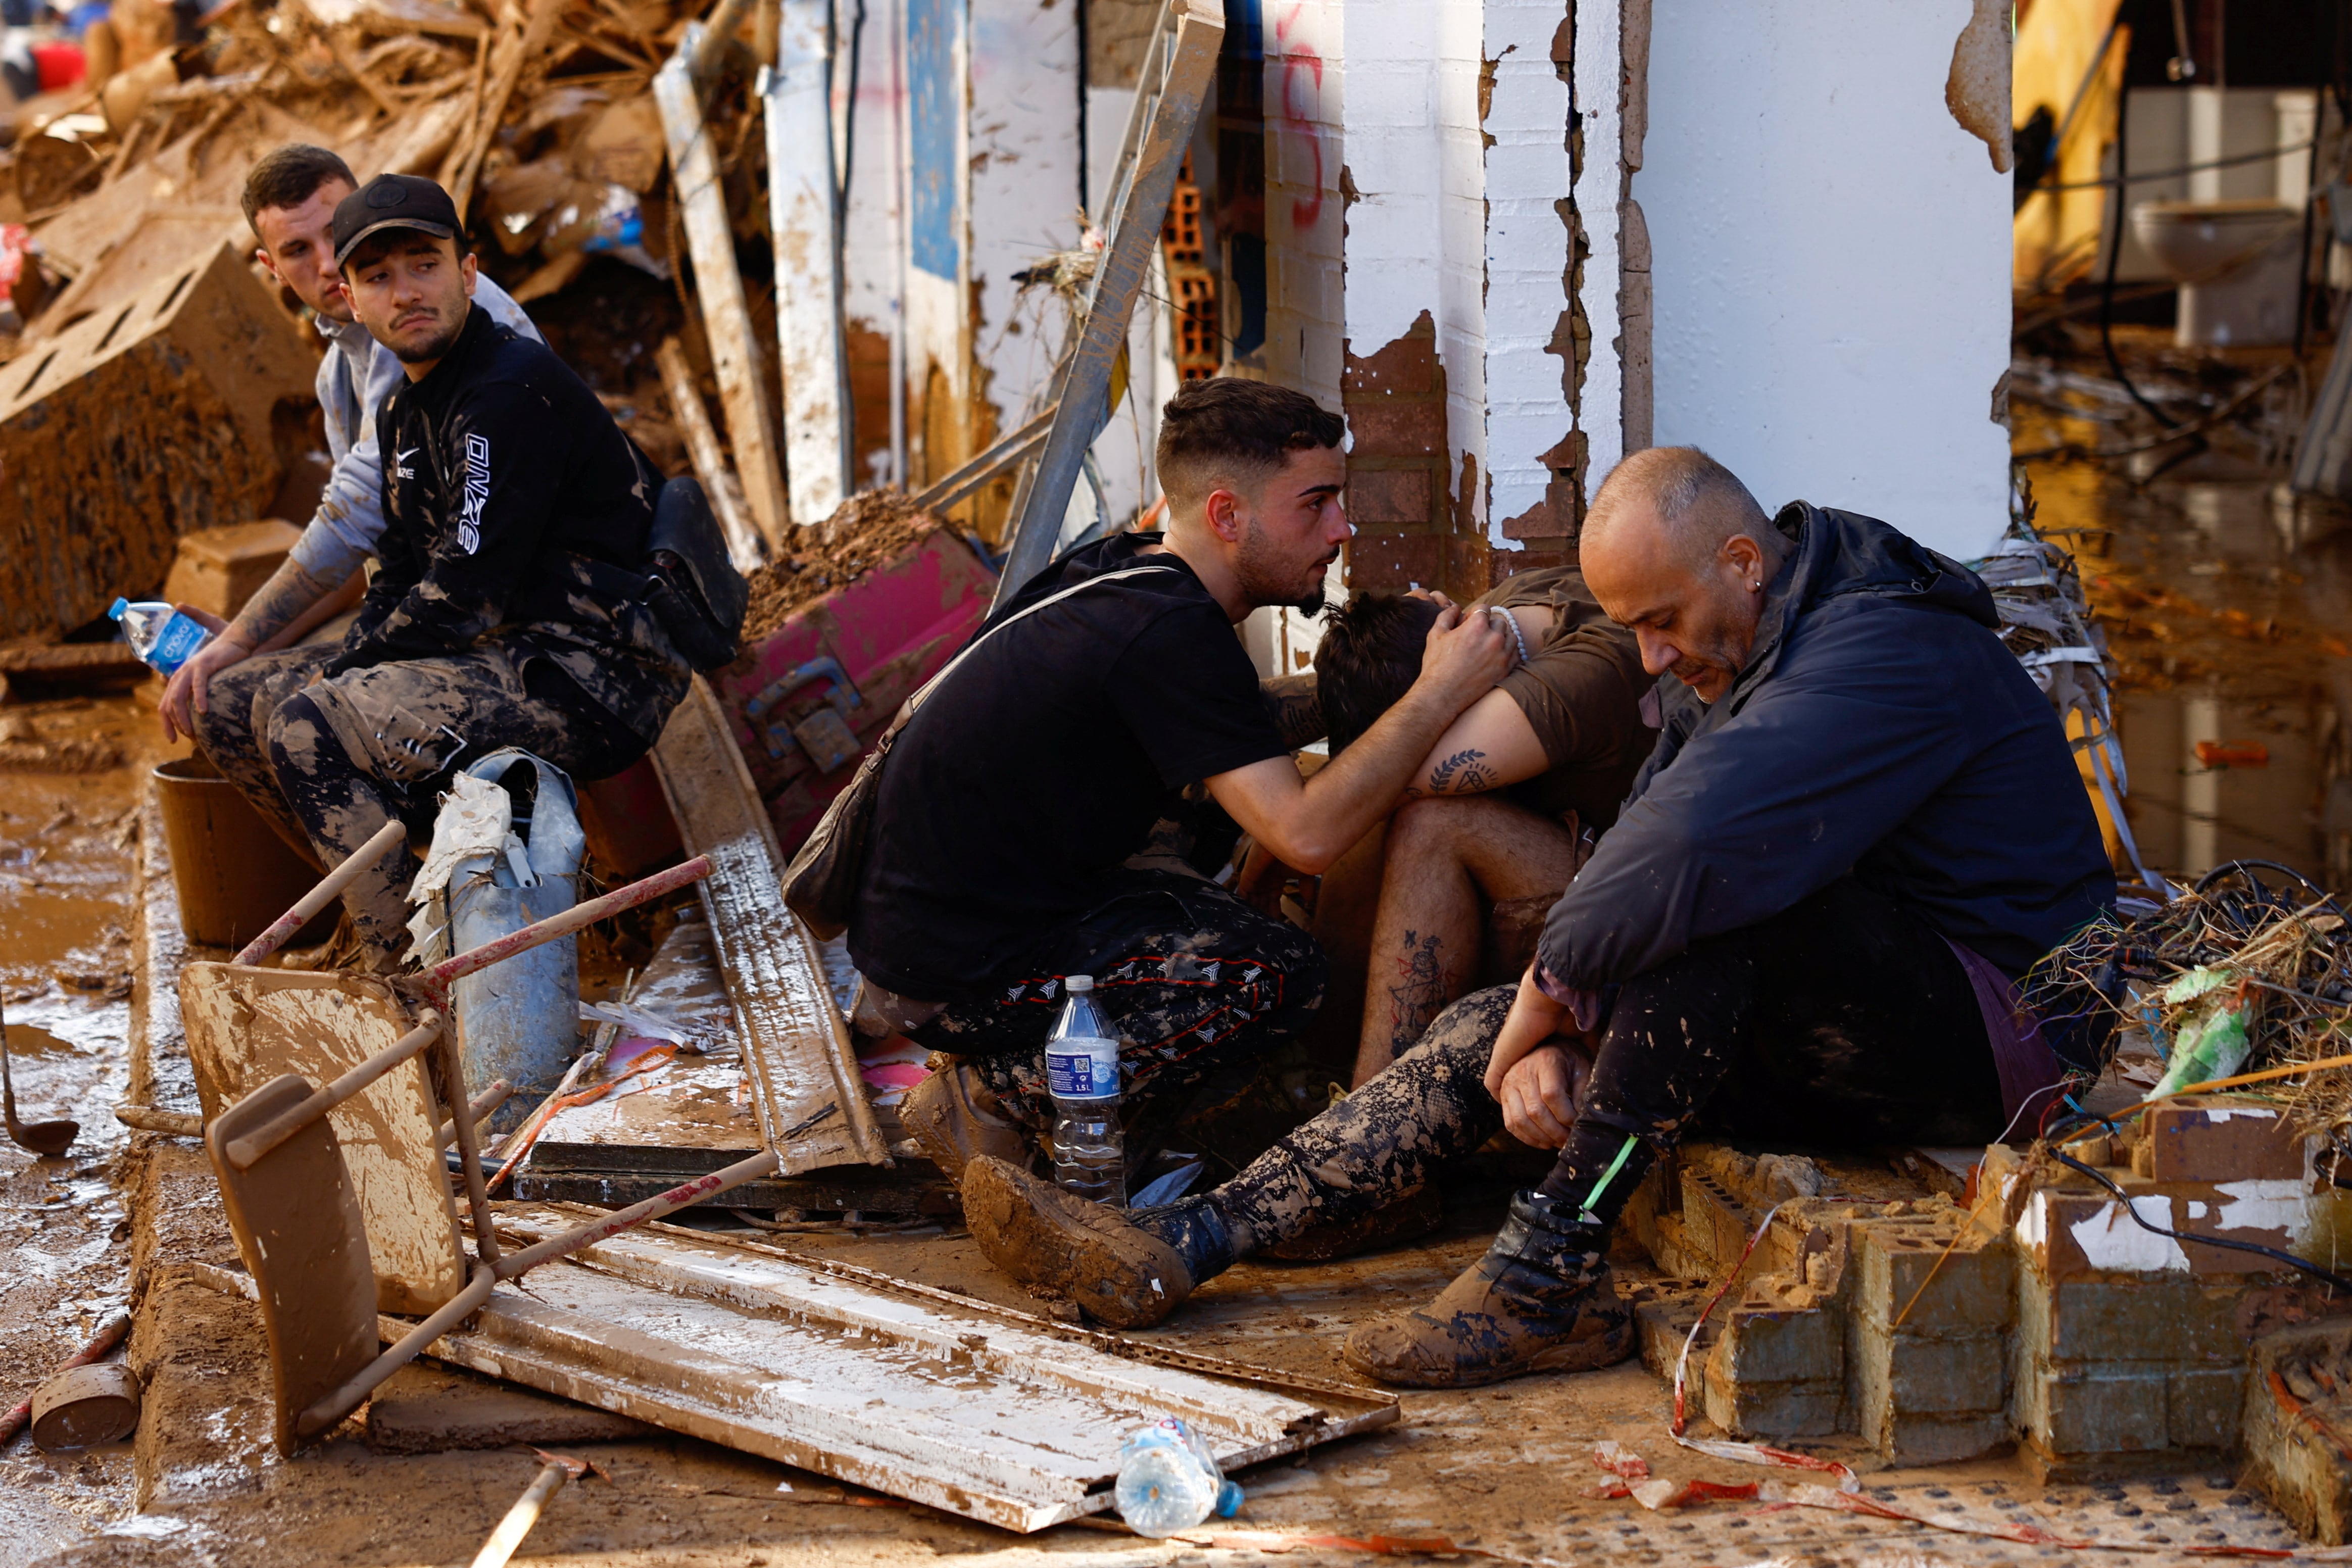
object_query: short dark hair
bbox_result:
[1314,592,1442,752]
[243,145,358,234]
[1154,377,1346,510]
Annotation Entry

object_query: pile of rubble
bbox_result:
[0,0,777,647]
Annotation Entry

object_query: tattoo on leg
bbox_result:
[1383,929,1456,1061]
[1428,747,1493,794]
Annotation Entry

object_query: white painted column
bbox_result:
[1484,0,1576,544]
[1263,0,1344,404]
[1568,0,1624,503]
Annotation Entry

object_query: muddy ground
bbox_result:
[2,330,2347,1565]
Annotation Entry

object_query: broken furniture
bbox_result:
[0,239,315,644]
[408,1205,1396,1530]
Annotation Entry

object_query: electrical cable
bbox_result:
[2043,1139,2352,1294]
[2098,81,2183,432]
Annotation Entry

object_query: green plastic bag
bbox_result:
[2148,965,2251,1100]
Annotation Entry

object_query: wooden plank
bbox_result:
[993,0,1223,599]
[762,0,851,525]
[178,964,467,1315]
[401,1207,1396,1531]
[654,336,766,571]
[656,26,792,551]
[647,677,887,1171]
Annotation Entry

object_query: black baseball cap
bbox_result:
[331,173,462,267]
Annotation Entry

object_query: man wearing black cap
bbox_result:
[243,173,693,968]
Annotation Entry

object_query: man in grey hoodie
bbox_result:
[957,446,2117,1388]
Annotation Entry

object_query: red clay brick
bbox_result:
[1350,531,1443,589]
[1345,400,1445,459]
[1346,467,1434,525]
[1342,312,1439,397]
[1492,549,1570,585]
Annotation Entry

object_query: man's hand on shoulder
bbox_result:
[1411,602,1512,715]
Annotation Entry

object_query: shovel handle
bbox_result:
[233,819,408,965]
[221,1015,442,1172]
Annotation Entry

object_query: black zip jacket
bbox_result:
[1538,503,2115,987]
[324,303,689,744]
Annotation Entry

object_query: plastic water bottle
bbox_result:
[1044,974,1125,1207]
[110,598,212,676]
[1115,1416,1243,1536]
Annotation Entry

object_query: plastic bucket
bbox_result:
[153,756,335,951]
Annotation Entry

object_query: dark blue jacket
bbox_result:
[1537,503,2115,986]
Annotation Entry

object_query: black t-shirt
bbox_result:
[848,533,1289,1000]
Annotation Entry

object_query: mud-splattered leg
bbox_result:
[264,690,417,965]
[188,646,339,865]
[1353,797,1581,1086]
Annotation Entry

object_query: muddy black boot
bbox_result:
[1342,1189,1632,1388]
[961,1156,1237,1330]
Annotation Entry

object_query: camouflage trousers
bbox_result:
[192,643,643,963]
[1209,878,2007,1256]
[906,869,1328,1139]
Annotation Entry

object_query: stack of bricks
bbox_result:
[1851,1213,2015,1463]
[1992,1096,2326,1480]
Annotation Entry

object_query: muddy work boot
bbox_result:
[1342,1190,1632,1389]
[901,1063,1031,1184]
[961,1155,1236,1330]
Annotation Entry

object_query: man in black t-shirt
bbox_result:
[856,379,1509,1187]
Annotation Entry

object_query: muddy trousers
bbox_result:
[907,869,1328,1143]
[1202,878,2006,1257]
[192,644,643,962]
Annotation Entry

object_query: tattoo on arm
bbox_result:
[1427,747,1494,794]
[228,559,338,648]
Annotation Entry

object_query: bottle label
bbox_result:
[148,614,210,676]
[1045,1038,1119,1099]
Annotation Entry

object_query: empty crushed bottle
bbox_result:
[1115,1415,1243,1536]
[1044,974,1125,1207]
[110,598,213,677]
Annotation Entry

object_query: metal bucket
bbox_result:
[153,756,334,950]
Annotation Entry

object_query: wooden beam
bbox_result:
[762,0,852,525]
[654,336,767,571]
[993,0,1223,600]
[646,677,886,1171]
[656,26,793,551]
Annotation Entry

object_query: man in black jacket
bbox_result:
[249,174,689,967]
[958,446,2116,1386]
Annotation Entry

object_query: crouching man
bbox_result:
[193,173,691,967]
[867,378,1509,1181]
[960,446,2117,1387]
[1313,569,1656,1090]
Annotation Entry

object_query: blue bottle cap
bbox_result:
[109,597,128,620]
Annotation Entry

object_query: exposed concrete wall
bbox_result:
[1635,0,2013,559]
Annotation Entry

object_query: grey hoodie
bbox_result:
[1538,502,2116,987]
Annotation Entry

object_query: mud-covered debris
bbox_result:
[738,490,954,644]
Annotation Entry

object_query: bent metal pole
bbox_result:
[233,819,409,965]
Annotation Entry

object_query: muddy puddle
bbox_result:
[2020,413,2352,894]
[0,693,156,1560]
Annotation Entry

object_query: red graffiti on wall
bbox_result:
[1273,4,1325,231]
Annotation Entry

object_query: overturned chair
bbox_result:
[187,831,779,1454]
